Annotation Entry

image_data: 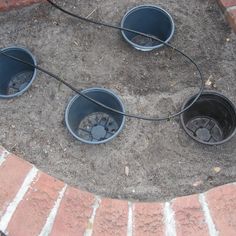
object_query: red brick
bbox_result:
[50,187,95,236]
[218,0,236,10]
[0,0,44,11]
[93,198,128,236]
[0,155,32,218]
[226,8,236,33]
[7,172,65,236]
[0,1,7,11]
[172,194,208,236]
[133,202,164,236]
[206,184,236,236]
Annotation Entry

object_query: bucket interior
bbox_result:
[122,6,173,47]
[0,48,35,96]
[66,89,124,143]
[182,93,236,144]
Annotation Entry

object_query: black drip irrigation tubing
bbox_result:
[0,0,204,122]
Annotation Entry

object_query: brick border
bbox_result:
[0,145,236,235]
[218,0,236,33]
[0,0,43,12]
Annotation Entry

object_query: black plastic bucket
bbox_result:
[65,88,125,144]
[0,46,37,99]
[180,91,236,145]
[121,5,175,51]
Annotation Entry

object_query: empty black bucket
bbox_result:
[0,46,37,99]
[65,88,125,144]
[180,91,236,145]
[121,5,175,51]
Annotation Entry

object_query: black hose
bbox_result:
[0,1,204,121]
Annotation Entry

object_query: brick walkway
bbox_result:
[0,146,236,235]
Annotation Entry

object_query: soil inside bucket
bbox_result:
[0,0,236,201]
[131,35,155,47]
[8,71,33,95]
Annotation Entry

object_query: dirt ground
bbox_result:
[0,0,236,201]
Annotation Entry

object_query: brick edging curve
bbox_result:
[0,0,236,235]
[0,146,236,235]
[0,0,43,12]
[218,0,236,33]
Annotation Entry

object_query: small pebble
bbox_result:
[192,180,203,187]
[213,167,221,173]
[125,166,129,176]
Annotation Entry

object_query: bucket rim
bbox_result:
[0,46,37,99]
[120,4,175,51]
[65,87,126,144]
[180,90,236,145]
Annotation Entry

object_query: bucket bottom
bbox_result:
[7,71,33,95]
[77,112,119,142]
[186,117,223,143]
